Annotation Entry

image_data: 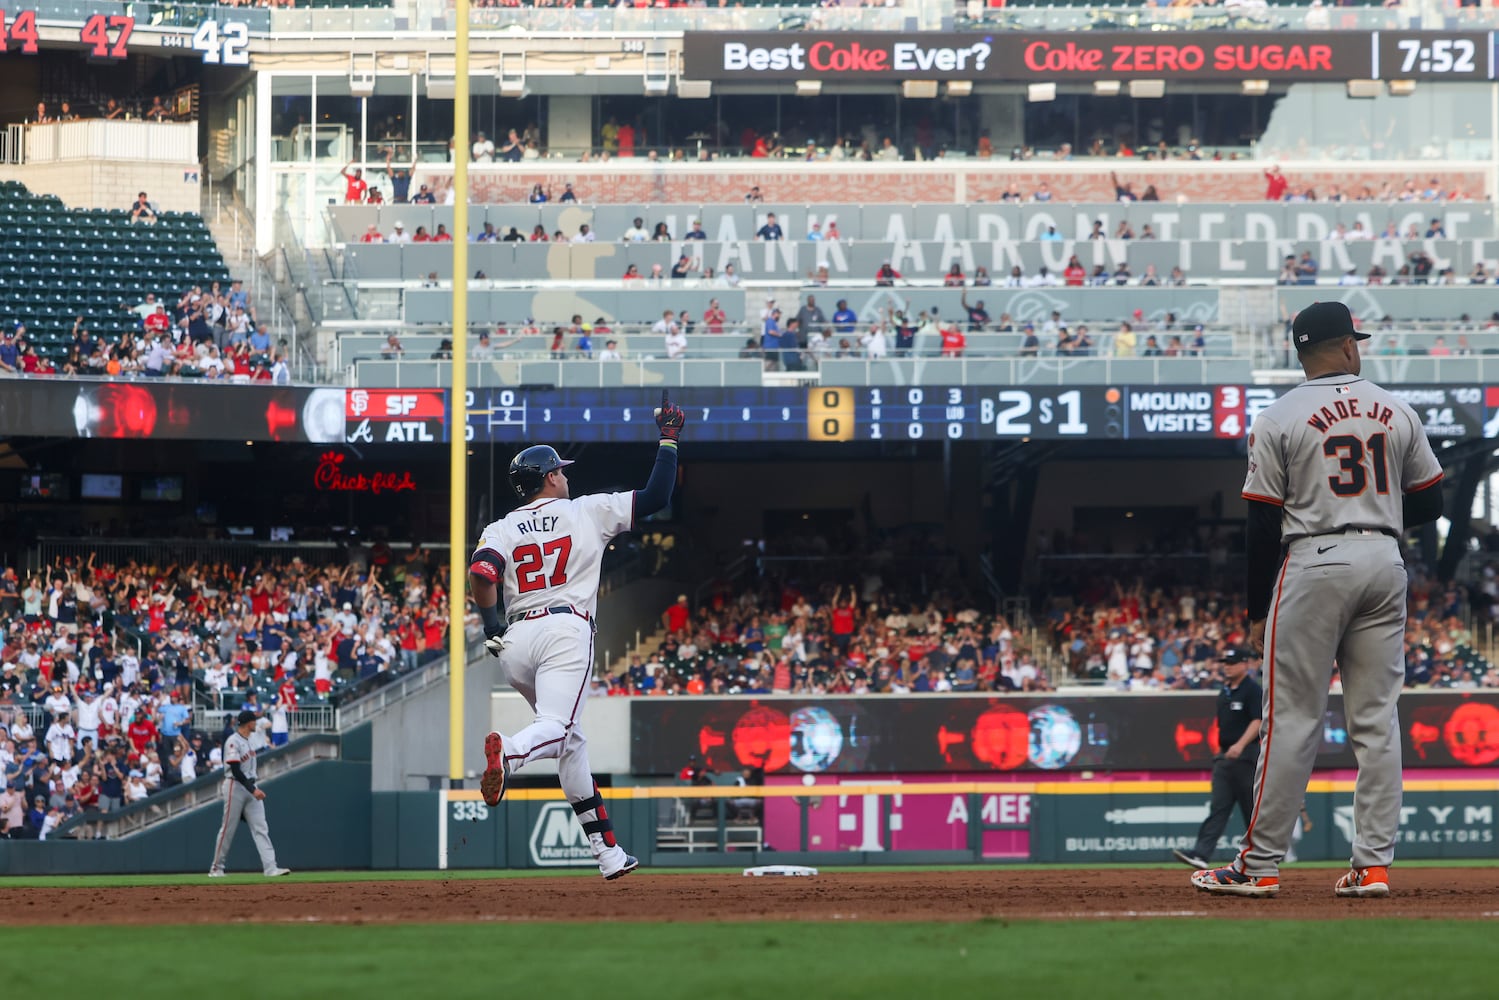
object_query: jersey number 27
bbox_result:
[513,537,572,593]
[1324,433,1389,497]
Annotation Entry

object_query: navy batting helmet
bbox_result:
[508,445,573,500]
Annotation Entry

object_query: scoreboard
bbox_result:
[437,384,1495,445]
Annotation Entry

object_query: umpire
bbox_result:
[1173,647,1263,869]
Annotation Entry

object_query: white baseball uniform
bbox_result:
[471,491,635,852]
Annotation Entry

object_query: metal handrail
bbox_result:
[49,734,339,841]
[333,644,482,731]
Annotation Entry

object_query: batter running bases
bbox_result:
[1192,301,1443,899]
[209,710,291,877]
[469,391,685,881]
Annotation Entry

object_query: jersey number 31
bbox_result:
[1324,433,1389,497]
[513,537,572,593]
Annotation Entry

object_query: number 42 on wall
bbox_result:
[192,20,250,66]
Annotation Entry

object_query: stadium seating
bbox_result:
[0,180,231,358]
[607,563,1497,696]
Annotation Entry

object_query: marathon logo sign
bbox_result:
[529,802,597,867]
[1127,390,1214,436]
[684,31,1380,82]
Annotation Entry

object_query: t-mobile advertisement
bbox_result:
[683,31,1380,82]
[630,693,1499,775]
[761,774,1034,858]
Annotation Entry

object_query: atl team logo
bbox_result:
[529,802,595,867]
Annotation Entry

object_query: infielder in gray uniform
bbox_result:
[209,710,291,878]
[1192,301,1443,898]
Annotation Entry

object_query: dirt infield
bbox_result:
[2,868,1494,924]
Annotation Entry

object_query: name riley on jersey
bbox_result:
[516,515,560,535]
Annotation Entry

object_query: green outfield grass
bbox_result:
[3,857,1497,889]
[5,920,1495,1000]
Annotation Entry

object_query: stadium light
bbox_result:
[1093,80,1121,97]
[902,80,939,99]
[349,53,376,98]
[1128,79,1166,99]
[1346,79,1381,98]
[1027,82,1056,103]
[795,80,822,97]
[1241,79,1270,96]
[677,80,713,99]
[946,80,973,98]
[1387,80,1417,96]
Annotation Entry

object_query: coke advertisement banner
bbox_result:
[683,31,1493,82]
[630,692,1499,775]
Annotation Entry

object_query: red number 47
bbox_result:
[512,536,573,593]
[80,14,133,60]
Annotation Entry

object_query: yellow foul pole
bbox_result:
[448,0,471,785]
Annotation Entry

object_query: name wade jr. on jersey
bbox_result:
[1303,393,1396,434]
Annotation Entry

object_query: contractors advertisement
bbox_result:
[1030,784,1499,862]
[683,31,1496,82]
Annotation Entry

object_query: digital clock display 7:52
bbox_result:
[1376,31,1493,80]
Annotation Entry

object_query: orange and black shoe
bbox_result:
[1334,866,1390,898]
[480,732,507,807]
[1190,866,1280,897]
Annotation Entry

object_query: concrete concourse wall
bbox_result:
[0,160,203,213]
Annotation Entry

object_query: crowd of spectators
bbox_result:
[0,551,460,839]
[598,546,1499,698]
[602,568,1053,697]
[388,290,1220,366]
[3,282,293,381]
[1042,561,1498,692]
[30,96,187,126]
[1262,168,1468,204]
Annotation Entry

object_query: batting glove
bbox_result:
[655,389,685,443]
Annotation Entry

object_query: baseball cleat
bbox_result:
[207,869,226,878]
[601,850,639,881]
[1172,849,1211,869]
[265,868,292,877]
[480,732,507,807]
[1334,866,1390,898]
[1191,866,1280,897]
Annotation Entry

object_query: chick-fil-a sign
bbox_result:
[313,451,417,495]
[684,31,1377,81]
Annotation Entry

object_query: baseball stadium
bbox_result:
[1,1,1497,996]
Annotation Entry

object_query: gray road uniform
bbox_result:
[1237,372,1443,877]
[211,730,283,875]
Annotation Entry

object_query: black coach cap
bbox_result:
[1292,301,1369,349]
[1221,647,1256,664]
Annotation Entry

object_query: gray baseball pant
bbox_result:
[1236,533,1407,877]
[211,780,281,874]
